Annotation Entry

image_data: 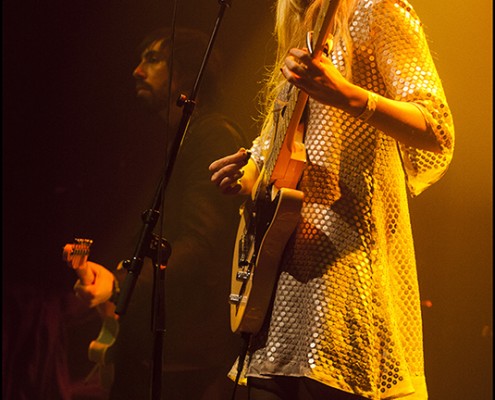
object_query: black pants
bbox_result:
[248,377,365,400]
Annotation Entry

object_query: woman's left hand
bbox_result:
[281,47,357,112]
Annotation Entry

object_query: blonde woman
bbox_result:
[210,0,454,399]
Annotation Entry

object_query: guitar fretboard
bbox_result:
[258,0,342,198]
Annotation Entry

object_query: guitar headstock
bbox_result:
[63,238,93,270]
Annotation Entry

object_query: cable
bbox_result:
[231,332,251,400]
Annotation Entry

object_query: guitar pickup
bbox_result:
[238,235,250,266]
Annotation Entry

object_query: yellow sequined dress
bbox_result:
[244,0,454,398]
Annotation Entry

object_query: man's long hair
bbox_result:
[137,26,224,107]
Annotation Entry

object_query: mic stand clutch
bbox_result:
[115,1,234,399]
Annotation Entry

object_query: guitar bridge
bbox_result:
[236,270,250,282]
[229,294,242,305]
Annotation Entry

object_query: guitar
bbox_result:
[229,0,342,334]
[63,238,119,392]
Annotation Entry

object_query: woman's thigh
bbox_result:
[248,377,297,400]
[299,378,365,399]
[248,377,365,400]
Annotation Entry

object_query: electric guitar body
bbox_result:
[229,0,342,334]
[230,179,304,334]
[63,238,119,392]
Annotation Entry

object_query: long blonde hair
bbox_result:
[259,0,358,131]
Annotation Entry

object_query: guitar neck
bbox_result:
[262,0,342,190]
[312,0,341,57]
[265,88,308,183]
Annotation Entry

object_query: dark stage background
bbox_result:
[3,0,492,399]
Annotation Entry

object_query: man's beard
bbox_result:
[136,92,168,114]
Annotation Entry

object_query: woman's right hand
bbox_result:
[209,147,257,195]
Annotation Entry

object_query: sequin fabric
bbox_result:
[241,0,454,399]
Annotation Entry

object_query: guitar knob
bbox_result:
[229,294,242,305]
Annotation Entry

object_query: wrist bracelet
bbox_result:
[357,91,379,122]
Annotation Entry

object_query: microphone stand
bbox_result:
[115,1,234,399]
